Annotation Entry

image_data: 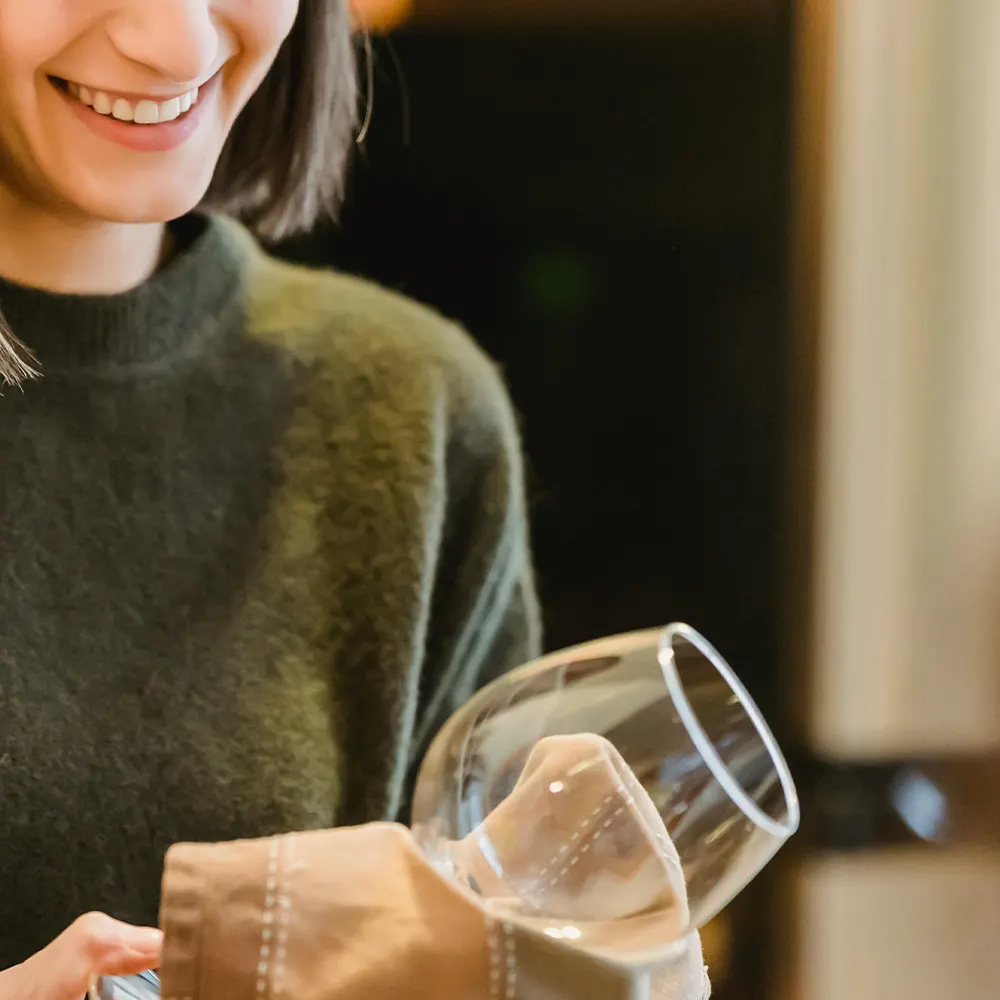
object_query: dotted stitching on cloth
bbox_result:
[273,836,295,1000]
[255,838,281,996]
[536,793,615,881]
[502,921,517,999]
[541,791,635,891]
[487,917,502,999]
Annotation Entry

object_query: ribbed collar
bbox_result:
[0,213,248,377]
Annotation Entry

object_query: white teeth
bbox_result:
[158,98,181,122]
[134,100,159,124]
[112,98,134,122]
[67,83,200,124]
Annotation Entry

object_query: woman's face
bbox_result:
[0,0,299,224]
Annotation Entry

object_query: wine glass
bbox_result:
[411,622,799,964]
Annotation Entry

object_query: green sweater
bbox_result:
[0,214,541,967]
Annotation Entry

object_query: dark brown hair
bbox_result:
[0,0,359,385]
[206,0,358,241]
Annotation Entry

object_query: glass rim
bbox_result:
[658,622,801,840]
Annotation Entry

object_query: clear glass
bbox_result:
[91,969,161,1000]
[411,622,799,964]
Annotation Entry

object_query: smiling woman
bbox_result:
[0,0,354,291]
[0,0,541,988]
[0,0,356,384]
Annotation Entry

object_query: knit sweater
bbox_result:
[0,214,541,968]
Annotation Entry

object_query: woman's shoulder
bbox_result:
[238,231,511,422]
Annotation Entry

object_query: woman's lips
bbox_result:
[53,71,220,153]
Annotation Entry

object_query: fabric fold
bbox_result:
[159,736,710,1000]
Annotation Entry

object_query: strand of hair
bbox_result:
[0,318,41,387]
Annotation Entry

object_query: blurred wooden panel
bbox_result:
[790,0,1000,756]
[412,0,780,28]
[778,849,1000,1000]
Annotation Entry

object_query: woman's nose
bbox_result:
[106,0,219,86]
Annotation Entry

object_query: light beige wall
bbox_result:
[785,4,1000,998]
[792,0,1000,759]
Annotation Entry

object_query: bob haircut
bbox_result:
[0,0,358,385]
[207,0,358,241]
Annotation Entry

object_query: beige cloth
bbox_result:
[159,736,710,1000]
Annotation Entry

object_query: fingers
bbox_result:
[3,913,163,1000]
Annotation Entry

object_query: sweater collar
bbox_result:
[0,213,248,377]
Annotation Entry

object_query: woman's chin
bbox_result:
[58,175,215,227]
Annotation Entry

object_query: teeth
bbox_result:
[112,98,134,122]
[157,98,181,123]
[134,100,160,124]
[67,82,200,124]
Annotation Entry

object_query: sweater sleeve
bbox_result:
[398,348,543,818]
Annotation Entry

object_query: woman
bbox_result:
[0,0,540,989]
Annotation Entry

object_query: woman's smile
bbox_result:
[48,70,220,152]
[57,76,202,123]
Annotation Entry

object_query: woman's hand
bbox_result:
[0,913,162,1000]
